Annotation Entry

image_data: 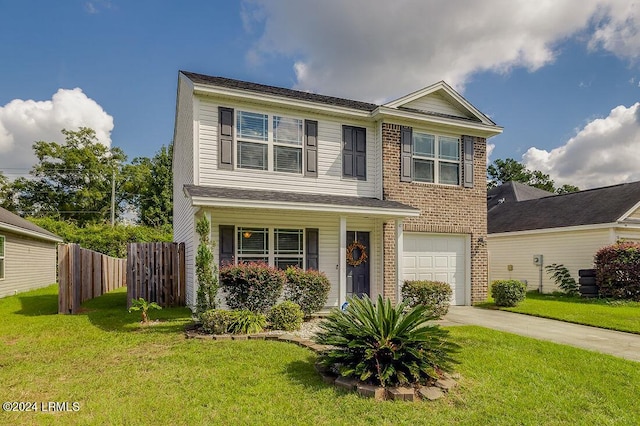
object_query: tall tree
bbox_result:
[0,172,13,211]
[122,143,173,227]
[487,158,578,194]
[11,128,126,225]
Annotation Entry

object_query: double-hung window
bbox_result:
[0,235,4,280]
[235,111,303,173]
[235,228,303,269]
[410,131,460,185]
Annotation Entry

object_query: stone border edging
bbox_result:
[185,327,460,401]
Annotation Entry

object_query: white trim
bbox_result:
[0,224,62,243]
[193,96,201,186]
[0,234,4,280]
[465,234,471,306]
[395,219,404,303]
[339,216,347,306]
[618,200,640,221]
[488,222,626,238]
[189,195,420,218]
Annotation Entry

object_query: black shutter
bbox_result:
[400,126,413,182]
[304,120,318,177]
[218,107,234,170]
[305,228,319,270]
[463,135,474,188]
[219,225,235,266]
[354,127,366,180]
[342,126,354,177]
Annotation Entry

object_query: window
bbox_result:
[0,235,4,280]
[412,132,460,185]
[235,111,303,173]
[342,125,367,180]
[235,228,303,269]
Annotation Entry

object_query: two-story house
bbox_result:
[173,71,502,309]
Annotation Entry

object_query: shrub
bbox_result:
[401,280,452,318]
[128,297,162,324]
[491,280,527,307]
[314,295,459,387]
[219,262,286,313]
[284,267,331,316]
[195,216,219,316]
[200,309,237,334]
[545,263,579,296]
[595,241,640,301]
[267,301,304,331]
[228,310,266,334]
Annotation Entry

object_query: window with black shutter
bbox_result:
[342,125,366,180]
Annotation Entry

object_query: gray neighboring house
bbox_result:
[487,181,640,292]
[0,207,62,298]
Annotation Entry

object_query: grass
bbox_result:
[478,291,640,334]
[1,285,639,425]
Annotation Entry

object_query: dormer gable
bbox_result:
[384,81,495,126]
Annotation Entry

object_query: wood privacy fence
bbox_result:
[127,242,186,308]
[58,244,126,314]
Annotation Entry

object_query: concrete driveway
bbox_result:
[440,306,640,362]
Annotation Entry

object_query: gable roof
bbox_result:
[489,181,640,234]
[487,181,555,211]
[0,207,62,242]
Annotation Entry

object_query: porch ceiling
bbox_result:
[184,184,420,218]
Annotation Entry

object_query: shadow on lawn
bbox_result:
[16,293,59,316]
[81,289,192,335]
[283,358,334,393]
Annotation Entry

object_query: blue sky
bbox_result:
[1,1,639,190]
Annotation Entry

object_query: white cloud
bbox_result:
[242,0,639,102]
[486,143,495,166]
[523,103,640,189]
[0,88,114,174]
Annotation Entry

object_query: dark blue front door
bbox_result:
[346,231,370,298]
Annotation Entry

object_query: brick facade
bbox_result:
[381,123,488,304]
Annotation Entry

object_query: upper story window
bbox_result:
[342,125,367,180]
[235,111,303,173]
[0,235,5,280]
[412,132,460,185]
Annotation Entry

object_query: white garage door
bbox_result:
[403,233,467,305]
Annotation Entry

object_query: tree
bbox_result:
[0,172,12,211]
[487,158,579,194]
[11,128,126,225]
[122,143,173,227]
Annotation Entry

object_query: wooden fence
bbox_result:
[58,244,126,314]
[127,242,185,308]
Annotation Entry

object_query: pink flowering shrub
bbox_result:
[219,261,286,313]
[595,241,640,301]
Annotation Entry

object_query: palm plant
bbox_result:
[314,295,459,387]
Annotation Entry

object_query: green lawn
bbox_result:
[1,286,639,425]
[478,291,640,334]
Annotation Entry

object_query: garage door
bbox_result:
[403,233,467,305]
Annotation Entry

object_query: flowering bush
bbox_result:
[595,241,640,301]
[219,261,286,313]
[284,266,331,316]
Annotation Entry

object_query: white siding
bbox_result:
[0,232,57,298]
[488,228,614,293]
[403,92,471,118]
[172,75,197,307]
[196,97,379,197]
[203,208,382,309]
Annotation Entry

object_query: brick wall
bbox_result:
[382,123,488,304]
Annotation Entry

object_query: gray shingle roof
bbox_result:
[487,181,554,211]
[488,181,640,234]
[0,207,62,241]
[181,71,379,112]
[184,185,419,213]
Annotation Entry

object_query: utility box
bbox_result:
[533,255,543,266]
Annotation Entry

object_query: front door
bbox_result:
[346,231,370,298]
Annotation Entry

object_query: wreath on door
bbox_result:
[346,241,368,267]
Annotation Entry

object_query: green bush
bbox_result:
[284,266,331,316]
[545,263,579,296]
[401,280,452,318]
[228,310,266,334]
[595,242,640,301]
[200,309,237,334]
[267,301,304,331]
[314,295,459,387]
[491,280,527,307]
[195,216,218,316]
[219,262,286,313]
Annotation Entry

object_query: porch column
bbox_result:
[339,216,347,306]
[395,219,403,303]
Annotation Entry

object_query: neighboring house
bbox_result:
[0,207,62,298]
[173,71,502,309]
[488,181,640,292]
[487,181,554,210]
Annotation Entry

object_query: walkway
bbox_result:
[440,306,640,362]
